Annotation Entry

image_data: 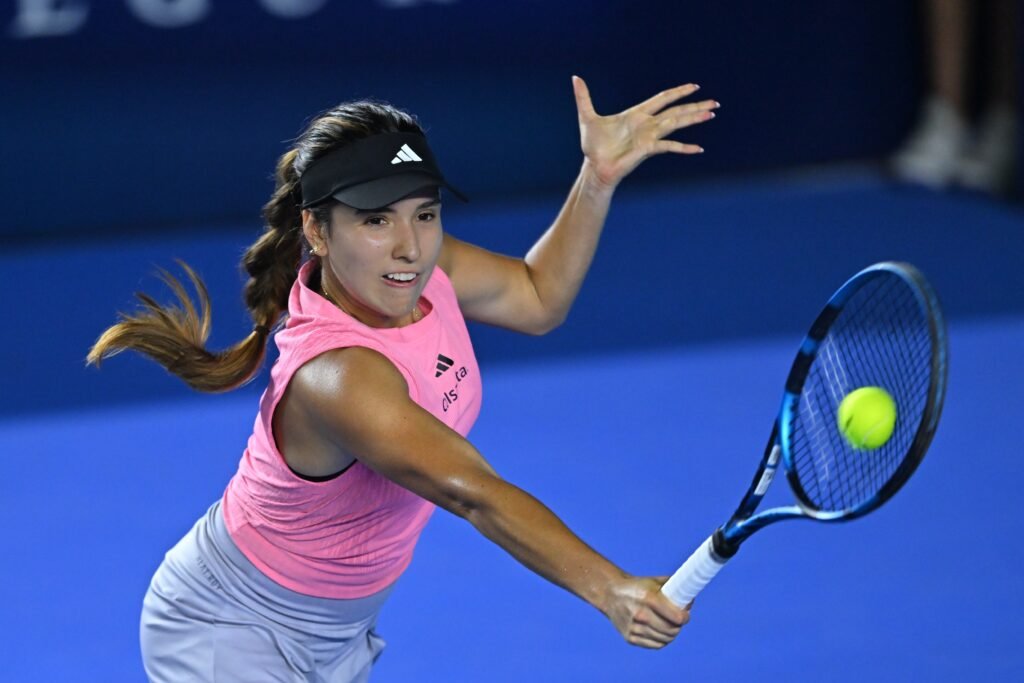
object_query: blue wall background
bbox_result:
[2,1,921,238]
[2,0,1022,419]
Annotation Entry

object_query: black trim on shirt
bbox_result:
[288,459,357,482]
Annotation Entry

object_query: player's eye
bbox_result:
[365,215,388,226]
[417,211,436,222]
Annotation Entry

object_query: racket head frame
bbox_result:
[780,261,948,521]
[662,261,948,607]
[717,262,949,551]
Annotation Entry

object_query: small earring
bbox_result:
[312,245,321,256]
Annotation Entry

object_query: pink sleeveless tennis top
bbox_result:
[222,260,482,599]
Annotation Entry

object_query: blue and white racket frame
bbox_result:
[661,261,949,606]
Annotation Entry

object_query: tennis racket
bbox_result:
[662,261,948,606]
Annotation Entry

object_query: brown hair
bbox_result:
[87,101,425,392]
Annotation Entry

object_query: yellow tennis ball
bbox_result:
[837,386,897,450]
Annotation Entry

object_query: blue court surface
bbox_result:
[1,175,1022,681]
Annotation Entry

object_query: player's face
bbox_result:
[320,190,443,328]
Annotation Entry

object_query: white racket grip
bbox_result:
[661,534,729,606]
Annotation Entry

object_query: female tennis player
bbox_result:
[89,76,718,682]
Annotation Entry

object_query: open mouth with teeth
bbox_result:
[383,273,417,283]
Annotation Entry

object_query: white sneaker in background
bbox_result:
[955,104,1018,196]
[891,97,971,190]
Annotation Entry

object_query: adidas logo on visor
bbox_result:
[391,144,423,165]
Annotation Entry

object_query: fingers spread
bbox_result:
[660,99,720,117]
[658,99,720,126]
[652,140,704,155]
[572,75,597,119]
[657,107,717,138]
[637,83,701,115]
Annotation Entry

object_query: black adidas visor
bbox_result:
[299,131,467,210]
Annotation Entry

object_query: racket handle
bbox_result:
[661,533,730,606]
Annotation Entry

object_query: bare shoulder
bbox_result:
[290,346,410,425]
[287,342,499,511]
[271,347,411,477]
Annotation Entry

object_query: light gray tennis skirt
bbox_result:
[140,500,394,682]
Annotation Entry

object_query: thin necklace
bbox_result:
[320,283,343,311]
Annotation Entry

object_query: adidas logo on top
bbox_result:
[392,144,423,165]
[435,353,454,377]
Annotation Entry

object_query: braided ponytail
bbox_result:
[87,100,424,392]
[244,148,306,332]
[85,148,305,392]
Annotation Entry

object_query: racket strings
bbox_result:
[808,283,927,506]
[789,274,932,513]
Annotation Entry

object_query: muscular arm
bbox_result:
[286,346,688,646]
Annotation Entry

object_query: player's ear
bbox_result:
[302,209,327,255]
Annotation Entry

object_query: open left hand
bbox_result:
[572,76,718,190]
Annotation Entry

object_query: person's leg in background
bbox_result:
[892,0,974,189]
[956,0,1018,194]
